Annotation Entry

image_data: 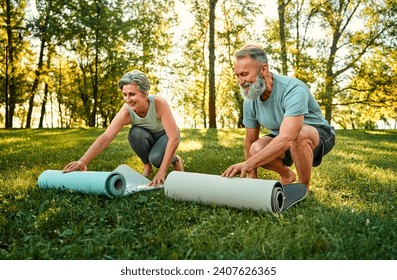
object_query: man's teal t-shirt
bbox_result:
[243,73,334,135]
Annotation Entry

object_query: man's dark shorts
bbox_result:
[266,126,335,167]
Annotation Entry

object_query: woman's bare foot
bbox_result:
[142,163,153,177]
[280,168,296,185]
[172,155,184,171]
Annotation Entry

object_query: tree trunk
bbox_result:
[278,0,288,75]
[90,2,101,128]
[26,0,52,128]
[5,0,14,128]
[324,29,340,123]
[38,82,49,129]
[208,0,218,128]
[25,37,45,128]
[39,53,52,128]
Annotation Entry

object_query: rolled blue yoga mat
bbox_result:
[38,164,153,197]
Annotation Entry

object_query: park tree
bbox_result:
[261,0,396,128]
[37,49,52,129]
[177,0,260,128]
[216,0,262,127]
[175,0,210,128]
[61,0,125,127]
[126,0,177,80]
[277,0,290,76]
[208,0,218,128]
[2,0,397,129]
[314,0,395,124]
[263,0,317,83]
[334,41,397,129]
[30,0,177,128]
[24,0,64,128]
[1,0,30,128]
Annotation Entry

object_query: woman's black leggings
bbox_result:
[128,126,177,168]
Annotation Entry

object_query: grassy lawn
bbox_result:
[0,128,396,260]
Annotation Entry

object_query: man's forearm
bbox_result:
[247,135,291,168]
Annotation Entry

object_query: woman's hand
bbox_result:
[63,160,87,173]
[148,170,166,187]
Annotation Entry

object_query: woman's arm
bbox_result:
[63,106,131,172]
[149,96,180,186]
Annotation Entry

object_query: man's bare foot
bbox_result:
[280,169,296,185]
[142,163,152,177]
[300,183,310,192]
[172,155,184,171]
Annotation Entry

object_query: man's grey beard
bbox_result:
[240,73,266,101]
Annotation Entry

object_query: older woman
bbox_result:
[63,70,183,187]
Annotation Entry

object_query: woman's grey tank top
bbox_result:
[125,95,164,133]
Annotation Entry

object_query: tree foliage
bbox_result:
[261,0,397,129]
[174,0,261,128]
[1,0,177,128]
[1,0,30,128]
[0,0,396,129]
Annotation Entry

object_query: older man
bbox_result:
[222,45,335,190]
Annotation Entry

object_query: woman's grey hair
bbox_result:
[118,70,151,94]
[234,45,268,64]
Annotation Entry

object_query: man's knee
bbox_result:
[291,127,318,151]
[249,136,273,156]
[249,141,262,156]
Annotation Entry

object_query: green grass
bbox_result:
[0,128,396,259]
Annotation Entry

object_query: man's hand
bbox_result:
[221,161,255,178]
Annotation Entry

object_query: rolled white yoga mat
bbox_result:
[38,164,155,197]
[164,171,306,213]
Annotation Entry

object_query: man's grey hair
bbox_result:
[234,45,268,64]
[118,70,151,94]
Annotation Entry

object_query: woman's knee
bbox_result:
[128,127,152,145]
[149,152,163,168]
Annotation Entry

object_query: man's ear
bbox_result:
[260,64,268,76]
